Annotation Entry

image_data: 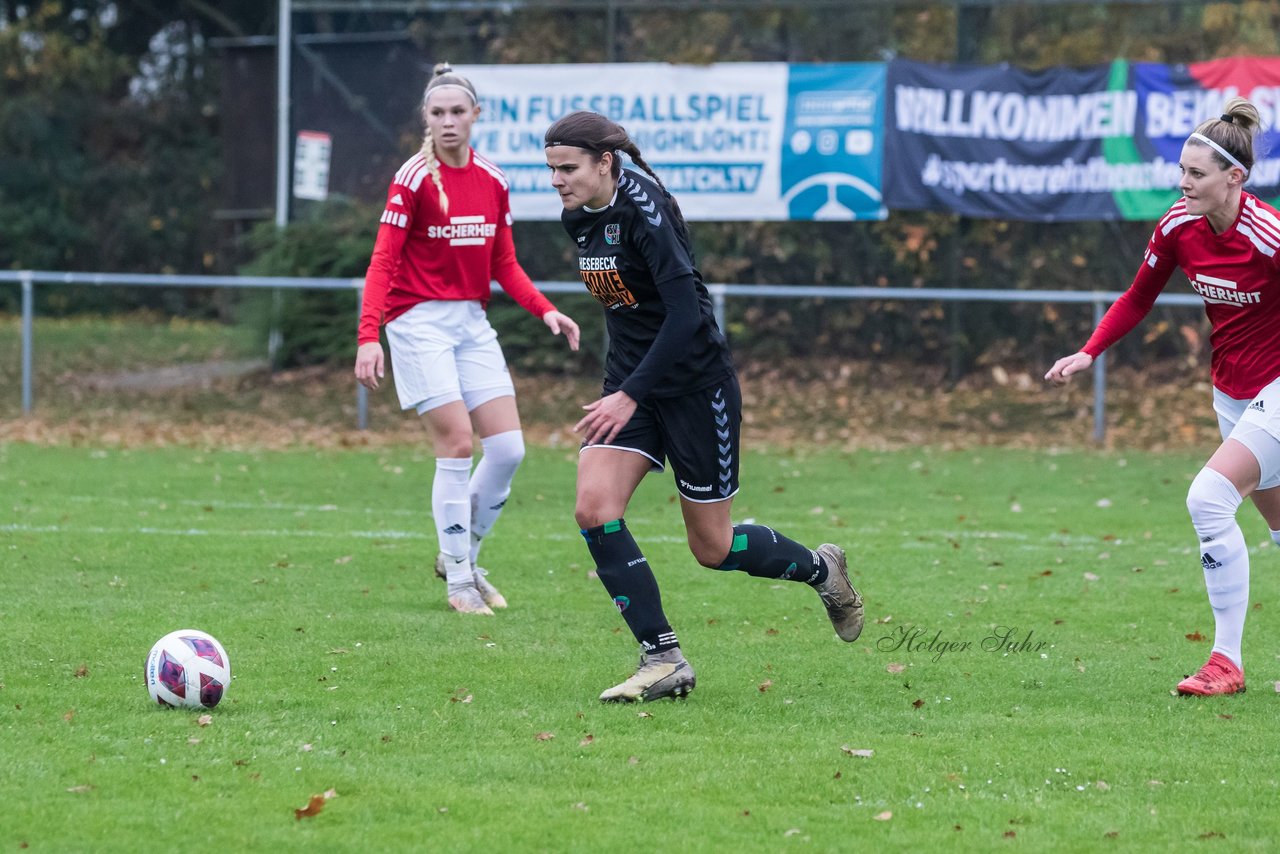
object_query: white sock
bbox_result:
[1200,525,1249,668]
[432,457,473,586]
[1270,528,1280,547]
[468,430,525,565]
[1187,467,1249,668]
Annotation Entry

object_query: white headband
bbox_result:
[424,83,477,106]
[1189,132,1248,176]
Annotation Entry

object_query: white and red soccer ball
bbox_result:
[145,629,231,709]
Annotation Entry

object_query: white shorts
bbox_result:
[1214,381,1280,490]
[385,300,514,415]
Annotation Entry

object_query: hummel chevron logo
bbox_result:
[717,429,730,441]
[718,456,732,468]
[719,471,732,483]
[625,178,662,226]
[719,484,733,497]
[711,399,726,413]
[1249,399,1265,412]
[715,413,728,427]
[718,442,731,455]
[443,523,466,535]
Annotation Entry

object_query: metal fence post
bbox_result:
[1092,298,1107,444]
[711,284,726,338]
[21,271,33,415]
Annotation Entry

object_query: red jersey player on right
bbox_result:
[1047,97,1280,697]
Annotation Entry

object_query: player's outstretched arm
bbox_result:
[1044,351,1094,386]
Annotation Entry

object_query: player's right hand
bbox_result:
[1044,351,1094,386]
[355,341,385,390]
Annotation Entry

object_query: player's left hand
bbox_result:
[543,310,581,351]
[575,390,636,445]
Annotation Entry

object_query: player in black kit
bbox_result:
[544,110,864,703]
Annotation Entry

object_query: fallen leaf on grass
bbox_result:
[886,663,906,674]
[1185,631,1205,642]
[1004,830,1017,838]
[758,680,773,693]
[197,715,212,727]
[637,711,652,719]
[912,699,925,709]
[572,802,589,812]
[873,811,892,821]
[74,665,88,678]
[535,732,555,741]
[66,785,94,794]
[833,771,842,780]
[840,746,874,758]
[334,555,352,564]
[784,828,803,837]
[294,791,333,821]
[1083,572,1100,581]
[63,710,74,722]
[187,737,201,745]
[301,743,313,752]
[579,735,594,746]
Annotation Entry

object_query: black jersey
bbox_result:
[561,168,734,401]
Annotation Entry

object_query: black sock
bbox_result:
[716,524,828,585]
[581,519,679,654]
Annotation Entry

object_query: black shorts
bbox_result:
[584,375,741,502]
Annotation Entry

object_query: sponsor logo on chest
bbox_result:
[1190,273,1262,307]
[427,215,497,246]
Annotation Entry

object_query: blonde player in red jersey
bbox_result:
[1047,97,1280,696]
[355,63,580,615]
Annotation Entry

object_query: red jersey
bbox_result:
[1084,192,1280,399]
[358,150,555,344]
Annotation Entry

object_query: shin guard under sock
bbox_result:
[715,524,828,585]
[581,519,678,653]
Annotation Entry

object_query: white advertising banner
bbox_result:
[460,63,886,222]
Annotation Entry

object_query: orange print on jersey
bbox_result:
[580,268,637,309]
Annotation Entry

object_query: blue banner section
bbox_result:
[884,60,1122,221]
[780,64,886,220]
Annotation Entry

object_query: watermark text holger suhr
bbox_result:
[877,625,1049,663]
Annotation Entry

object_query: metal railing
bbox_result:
[1,270,1205,440]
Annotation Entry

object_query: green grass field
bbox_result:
[3,442,1279,851]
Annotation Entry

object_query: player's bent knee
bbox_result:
[575,503,619,531]
[481,430,525,468]
[1187,467,1244,539]
[690,547,725,569]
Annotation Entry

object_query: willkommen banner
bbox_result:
[460,63,887,222]
[884,57,1280,221]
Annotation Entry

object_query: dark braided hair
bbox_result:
[544,111,687,231]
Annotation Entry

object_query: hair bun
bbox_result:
[1221,113,1236,123]
[432,62,453,77]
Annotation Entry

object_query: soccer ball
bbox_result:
[144,629,231,709]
